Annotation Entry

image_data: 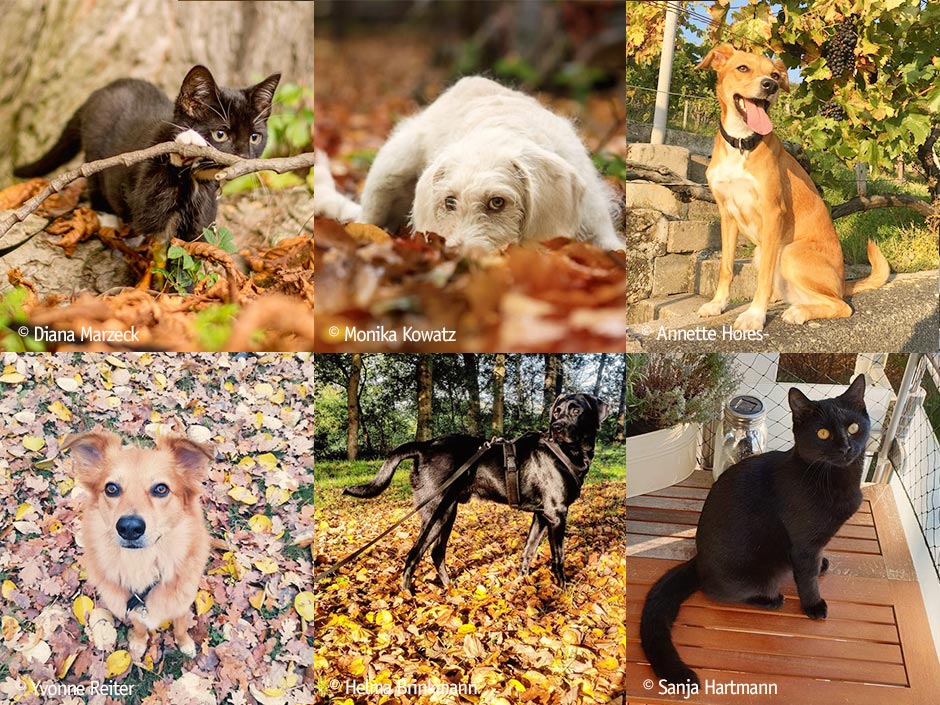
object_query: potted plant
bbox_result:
[626,354,738,497]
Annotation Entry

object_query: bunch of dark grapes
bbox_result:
[821,101,846,121]
[824,16,858,77]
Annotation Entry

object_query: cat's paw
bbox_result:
[819,557,830,575]
[747,593,785,610]
[803,599,828,620]
[171,129,209,166]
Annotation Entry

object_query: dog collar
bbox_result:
[541,437,589,485]
[126,580,158,616]
[719,122,763,152]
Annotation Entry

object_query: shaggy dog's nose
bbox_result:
[760,78,778,94]
[116,515,146,541]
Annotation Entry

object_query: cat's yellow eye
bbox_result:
[817,428,831,440]
[848,422,859,434]
[212,129,228,142]
[250,132,262,145]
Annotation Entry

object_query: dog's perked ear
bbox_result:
[697,44,736,71]
[60,431,121,487]
[156,435,216,481]
[512,147,585,239]
[591,395,611,423]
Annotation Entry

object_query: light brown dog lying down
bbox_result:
[697,44,889,331]
[63,431,213,659]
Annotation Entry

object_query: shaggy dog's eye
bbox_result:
[151,483,170,497]
[212,129,228,142]
[847,422,859,434]
[817,428,831,440]
[737,65,749,72]
[249,132,262,144]
[444,196,457,211]
[487,197,505,211]
[771,72,780,80]
[104,482,121,497]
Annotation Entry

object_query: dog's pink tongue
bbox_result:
[744,99,773,135]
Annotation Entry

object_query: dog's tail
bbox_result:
[844,239,890,296]
[13,109,82,178]
[343,442,425,498]
[640,558,701,687]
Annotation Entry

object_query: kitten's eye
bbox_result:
[444,196,457,211]
[848,422,860,434]
[249,132,262,145]
[817,428,831,440]
[212,129,228,142]
[487,197,505,211]
[104,482,121,497]
[151,483,170,498]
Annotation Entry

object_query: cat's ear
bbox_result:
[250,73,281,114]
[788,387,813,420]
[178,65,218,117]
[841,375,867,409]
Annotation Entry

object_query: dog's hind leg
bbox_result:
[520,514,548,575]
[431,506,458,586]
[778,243,852,324]
[547,513,569,587]
[402,499,457,593]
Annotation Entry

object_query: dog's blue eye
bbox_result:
[151,483,170,497]
[104,482,121,497]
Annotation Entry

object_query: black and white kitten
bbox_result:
[641,375,870,687]
[14,65,280,242]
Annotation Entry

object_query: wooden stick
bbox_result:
[1,142,313,238]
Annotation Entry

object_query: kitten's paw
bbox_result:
[819,557,830,575]
[803,599,828,620]
[733,308,766,331]
[698,300,726,317]
[171,129,209,166]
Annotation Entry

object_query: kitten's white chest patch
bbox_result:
[170,129,209,166]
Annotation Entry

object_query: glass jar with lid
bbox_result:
[713,394,767,480]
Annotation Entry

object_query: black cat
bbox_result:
[640,375,870,687]
[14,65,280,243]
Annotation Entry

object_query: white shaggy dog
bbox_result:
[317,76,622,250]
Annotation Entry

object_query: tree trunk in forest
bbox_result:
[0,0,314,180]
[346,353,361,461]
[416,355,433,441]
[513,355,524,427]
[555,354,565,397]
[615,369,627,444]
[463,353,481,435]
[541,354,561,425]
[594,354,608,396]
[491,354,506,435]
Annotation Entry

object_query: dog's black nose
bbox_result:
[761,78,778,93]
[116,515,146,541]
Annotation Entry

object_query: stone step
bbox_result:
[694,257,758,300]
[624,181,684,217]
[627,142,690,179]
[686,198,720,222]
[689,153,710,184]
[667,220,721,253]
[627,293,712,324]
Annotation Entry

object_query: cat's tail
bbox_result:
[13,110,82,178]
[640,557,702,688]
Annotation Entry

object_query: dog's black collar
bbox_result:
[126,580,158,616]
[719,122,763,151]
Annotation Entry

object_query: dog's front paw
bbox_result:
[176,633,197,658]
[170,129,209,166]
[698,300,726,317]
[781,305,809,325]
[802,599,828,620]
[733,308,766,331]
[128,632,148,660]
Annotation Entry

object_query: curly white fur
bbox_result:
[358,76,623,250]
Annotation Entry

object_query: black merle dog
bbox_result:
[344,393,609,593]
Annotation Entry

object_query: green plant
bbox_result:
[153,225,238,295]
[592,152,627,181]
[0,288,43,351]
[624,354,739,436]
[193,303,239,350]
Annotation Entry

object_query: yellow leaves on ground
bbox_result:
[57,652,77,679]
[373,609,392,627]
[256,453,279,471]
[195,590,214,616]
[265,485,292,507]
[348,657,366,676]
[48,400,72,421]
[0,371,27,384]
[72,595,94,625]
[456,622,476,635]
[105,649,131,677]
[2,580,17,599]
[22,436,44,451]
[294,591,315,621]
[14,503,33,520]
[249,513,273,533]
[249,590,266,610]
[228,486,259,505]
[254,557,279,575]
[54,376,80,392]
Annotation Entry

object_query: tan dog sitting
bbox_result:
[696,44,889,331]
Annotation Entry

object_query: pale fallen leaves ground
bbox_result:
[0,353,314,704]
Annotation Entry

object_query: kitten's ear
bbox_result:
[178,65,218,117]
[841,375,867,409]
[788,387,813,419]
[251,73,281,114]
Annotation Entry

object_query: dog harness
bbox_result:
[497,435,587,509]
[719,122,763,152]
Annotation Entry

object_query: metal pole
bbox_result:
[872,353,922,483]
[650,1,679,145]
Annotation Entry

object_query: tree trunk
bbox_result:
[513,354,524,427]
[463,353,481,435]
[554,354,565,397]
[615,367,627,444]
[1,0,315,181]
[491,354,506,436]
[416,355,433,441]
[346,353,361,461]
[541,354,561,425]
[594,354,608,396]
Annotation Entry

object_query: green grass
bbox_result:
[315,443,625,506]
